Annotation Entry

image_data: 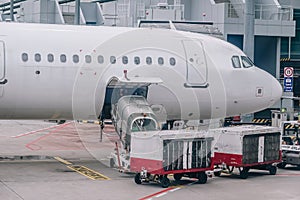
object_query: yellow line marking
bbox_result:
[67,165,111,180]
[54,157,73,165]
[54,157,110,181]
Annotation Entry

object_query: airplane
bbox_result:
[0,22,282,122]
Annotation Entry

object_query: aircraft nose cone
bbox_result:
[271,77,282,104]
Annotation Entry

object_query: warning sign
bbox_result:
[284,67,294,77]
[284,67,294,92]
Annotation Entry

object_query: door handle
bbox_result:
[0,79,8,84]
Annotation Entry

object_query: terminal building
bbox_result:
[0,0,299,118]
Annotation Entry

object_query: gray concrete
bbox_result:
[1,120,300,200]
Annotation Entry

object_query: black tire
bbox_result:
[197,172,207,184]
[277,162,286,169]
[134,173,142,185]
[160,176,170,188]
[240,169,249,179]
[109,158,115,168]
[269,166,277,175]
[214,171,221,177]
[174,173,183,181]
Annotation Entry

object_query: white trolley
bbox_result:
[212,125,281,179]
[130,130,214,188]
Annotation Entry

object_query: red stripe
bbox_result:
[25,122,73,150]
[214,152,243,166]
[12,122,72,138]
[130,157,163,173]
[139,188,173,200]
[214,152,281,167]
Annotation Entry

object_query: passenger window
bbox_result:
[85,55,92,64]
[241,56,253,68]
[169,57,176,66]
[158,57,164,65]
[110,56,116,64]
[231,56,241,68]
[134,56,140,65]
[73,55,79,63]
[60,54,67,63]
[98,55,104,64]
[146,57,152,65]
[47,54,54,63]
[22,53,28,62]
[35,53,41,62]
[122,56,128,64]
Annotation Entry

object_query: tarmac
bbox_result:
[1,120,300,200]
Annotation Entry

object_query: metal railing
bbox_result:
[149,3,184,15]
[226,3,293,21]
[255,4,293,21]
[150,4,184,10]
[60,4,75,13]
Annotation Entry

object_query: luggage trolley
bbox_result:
[130,130,214,188]
[278,121,300,168]
[110,95,159,171]
[212,125,281,179]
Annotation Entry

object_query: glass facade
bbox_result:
[281,9,300,59]
[280,9,300,110]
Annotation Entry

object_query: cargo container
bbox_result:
[130,130,214,188]
[212,125,281,179]
[277,121,300,168]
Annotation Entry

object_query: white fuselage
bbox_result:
[0,22,282,120]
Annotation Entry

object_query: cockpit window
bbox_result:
[241,56,254,68]
[231,56,241,68]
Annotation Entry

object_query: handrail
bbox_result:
[225,3,293,21]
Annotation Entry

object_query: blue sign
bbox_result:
[284,77,293,92]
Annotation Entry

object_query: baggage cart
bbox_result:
[277,121,300,168]
[212,125,281,179]
[130,130,214,188]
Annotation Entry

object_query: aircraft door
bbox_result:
[0,41,5,81]
[182,40,208,87]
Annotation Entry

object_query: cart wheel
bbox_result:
[174,173,183,181]
[134,173,142,185]
[277,162,286,169]
[197,172,207,184]
[214,171,221,177]
[160,176,170,188]
[269,166,277,175]
[239,169,249,179]
[109,158,115,168]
